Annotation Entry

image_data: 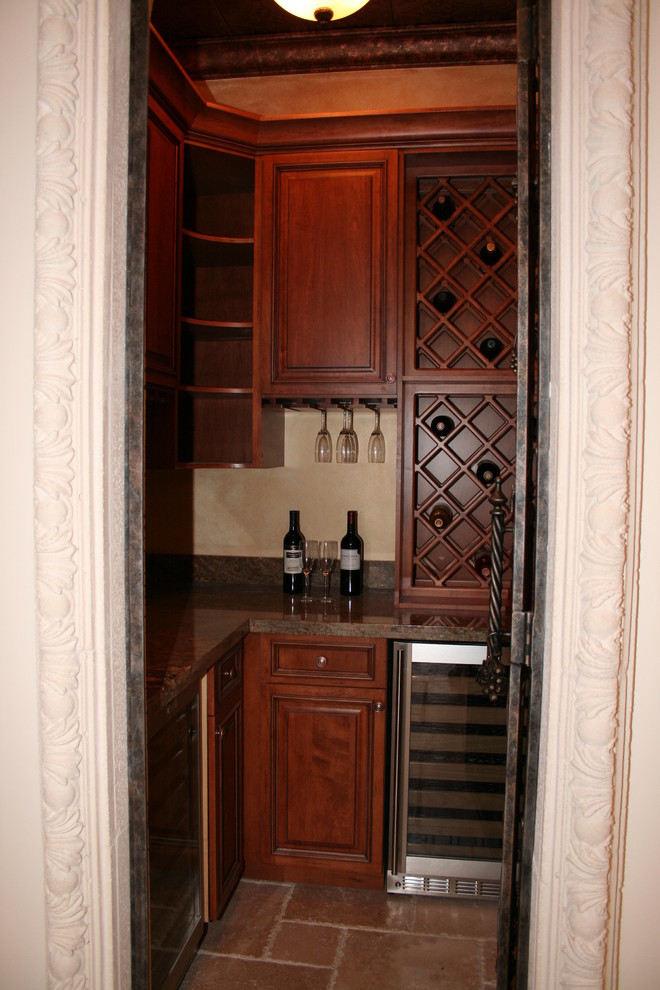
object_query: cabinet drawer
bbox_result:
[209,643,242,715]
[271,639,378,682]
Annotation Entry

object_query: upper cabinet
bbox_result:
[257,150,399,398]
[177,143,259,467]
[145,98,182,385]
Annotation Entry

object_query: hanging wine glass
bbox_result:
[367,406,386,463]
[336,406,358,463]
[314,408,332,462]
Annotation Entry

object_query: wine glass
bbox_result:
[314,409,332,462]
[336,406,358,463]
[367,406,386,463]
[301,539,318,602]
[318,540,338,603]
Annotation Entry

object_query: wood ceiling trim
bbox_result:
[172,23,517,80]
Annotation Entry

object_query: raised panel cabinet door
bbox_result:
[269,688,387,886]
[147,684,204,990]
[145,100,182,383]
[208,698,243,920]
[260,151,398,395]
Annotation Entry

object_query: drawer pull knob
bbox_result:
[316,655,328,668]
[374,702,385,713]
[223,666,235,679]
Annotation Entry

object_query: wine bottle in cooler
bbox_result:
[340,510,363,596]
[283,509,305,594]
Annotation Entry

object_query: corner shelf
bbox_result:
[176,144,283,468]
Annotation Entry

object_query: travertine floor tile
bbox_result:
[179,880,498,990]
[412,893,498,938]
[182,953,333,990]
[335,929,482,990]
[270,920,342,967]
[201,880,291,957]
[284,882,417,932]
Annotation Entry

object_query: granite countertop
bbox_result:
[145,583,490,715]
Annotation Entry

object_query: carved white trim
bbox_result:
[530,1,638,987]
[34,0,130,987]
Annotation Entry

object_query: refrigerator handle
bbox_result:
[389,644,406,877]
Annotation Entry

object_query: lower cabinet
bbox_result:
[147,681,204,990]
[243,633,388,888]
[207,641,244,920]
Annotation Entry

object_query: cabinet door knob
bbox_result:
[386,371,397,383]
[316,655,328,668]
[374,701,385,713]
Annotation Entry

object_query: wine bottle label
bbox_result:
[340,548,361,571]
[283,549,303,574]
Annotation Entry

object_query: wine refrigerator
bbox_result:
[387,641,507,899]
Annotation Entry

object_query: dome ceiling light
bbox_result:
[273,0,371,22]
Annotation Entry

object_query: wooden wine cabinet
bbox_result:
[396,151,517,613]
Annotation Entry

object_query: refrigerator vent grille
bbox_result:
[389,872,500,900]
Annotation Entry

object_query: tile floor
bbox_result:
[180,879,498,990]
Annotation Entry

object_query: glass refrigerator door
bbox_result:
[389,642,507,897]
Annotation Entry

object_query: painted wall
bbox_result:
[0,1,48,987]
[146,406,398,559]
[618,3,660,985]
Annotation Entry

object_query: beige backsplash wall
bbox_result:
[145,408,397,560]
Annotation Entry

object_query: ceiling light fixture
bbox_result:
[273,0,370,22]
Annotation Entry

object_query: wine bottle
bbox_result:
[430,414,455,440]
[340,510,364,596]
[432,289,456,314]
[479,239,503,265]
[474,553,492,579]
[479,336,503,360]
[432,194,455,221]
[283,509,305,594]
[429,504,453,531]
[476,461,501,485]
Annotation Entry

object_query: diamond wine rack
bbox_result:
[397,154,518,613]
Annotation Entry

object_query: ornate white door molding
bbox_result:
[31,0,643,987]
[34,0,132,986]
[529,1,642,987]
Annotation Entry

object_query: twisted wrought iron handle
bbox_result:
[477,479,509,702]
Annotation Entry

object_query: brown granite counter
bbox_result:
[145,583,489,716]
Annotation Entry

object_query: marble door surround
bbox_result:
[30,0,647,986]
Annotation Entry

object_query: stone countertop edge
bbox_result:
[145,586,490,717]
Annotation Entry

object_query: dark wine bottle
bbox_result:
[479,336,503,360]
[476,461,501,485]
[340,510,363,596]
[432,289,456,314]
[474,553,492,579]
[432,194,455,221]
[429,503,453,531]
[430,414,455,440]
[479,239,503,265]
[283,509,305,594]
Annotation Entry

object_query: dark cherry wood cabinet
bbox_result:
[243,633,388,888]
[145,98,182,385]
[147,682,204,990]
[258,150,399,398]
[207,642,244,920]
[145,97,182,469]
[177,143,284,468]
[396,150,518,613]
